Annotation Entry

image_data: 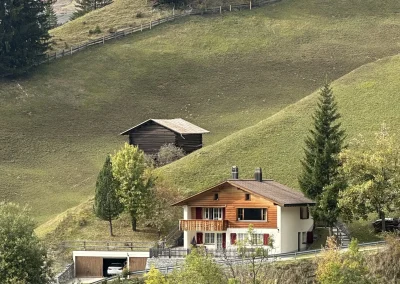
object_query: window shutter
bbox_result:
[196,232,203,244]
[196,207,202,219]
[263,234,269,246]
[306,207,309,219]
[222,208,226,220]
[307,231,313,244]
[231,233,237,245]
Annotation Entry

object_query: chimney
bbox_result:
[254,167,263,182]
[232,166,239,179]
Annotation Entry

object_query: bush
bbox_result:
[108,27,117,33]
[89,25,102,34]
[136,11,144,18]
[122,267,129,279]
[156,144,185,167]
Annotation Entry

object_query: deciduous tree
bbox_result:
[316,237,371,284]
[298,83,346,232]
[339,125,400,232]
[0,202,53,284]
[170,247,226,284]
[112,143,154,231]
[94,155,123,236]
[0,0,51,76]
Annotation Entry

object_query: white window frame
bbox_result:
[204,233,215,244]
[204,208,223,220]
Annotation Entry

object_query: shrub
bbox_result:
[89,25,102,34]
[136,11,144,18]
[108,27,117,33]
[156,143,185,167]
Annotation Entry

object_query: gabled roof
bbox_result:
[172,179,315,207]
[120,118,209,135]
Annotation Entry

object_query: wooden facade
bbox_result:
[129,257,147,272]
[123,120,204,155]
[75,256,103,277]
[185,183,278,229]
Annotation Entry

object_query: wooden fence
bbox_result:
[42,0,281,64]
[59,240,155,251]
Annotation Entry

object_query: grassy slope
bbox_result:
[50,0,174,49]
[157,54,400,192]
[1,0,400,224]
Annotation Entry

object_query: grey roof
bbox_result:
[228,180,315,206]
[120,118,209,135]
[172,179,315,207]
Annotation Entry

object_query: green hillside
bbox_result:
[158,54,400,192]
[1,0,400,224]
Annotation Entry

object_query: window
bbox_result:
[204,208,223,220]
[245,193,251,201]
[204,233,215,244]
[300,207,309,219]
[236,233,263,246]
[214,193,219,200]
[237,208,267,221]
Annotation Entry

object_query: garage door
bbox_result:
[75,256,103,277]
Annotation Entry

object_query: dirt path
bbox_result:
[53,0,77,24]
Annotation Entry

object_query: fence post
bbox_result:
[47,53,50,63]
[103,36,105,44]
[83,241,86,251]
[168,248,171,258]
[150,21,152,29]
[173,7,175,16]
[62,49,65,57]
[250,1,252,10]
[230,5,232,11]
[220,6,222,14]
[70,46,72,55]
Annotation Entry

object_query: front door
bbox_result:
[216,233,223,249]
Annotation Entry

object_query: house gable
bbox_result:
[179,182,278,229]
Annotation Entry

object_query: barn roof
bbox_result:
[120,118,210,135]
[172,179,315,207]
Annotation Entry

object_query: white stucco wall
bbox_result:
[280,207,314,253]
[182,206,195,248]
[226,228,279,254]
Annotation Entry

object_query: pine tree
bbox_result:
[0,0,51,76]
[45,0,59,29]
[94,155,123,236]
[70,0,113,20]
[298,84,345,230]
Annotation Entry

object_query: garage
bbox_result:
[73,251,149,278]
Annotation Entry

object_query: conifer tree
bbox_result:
[0,0,51,76]
[94,155,123,236]
[71,0,113,20]
[45,0,59,29]
[298,84,345,230]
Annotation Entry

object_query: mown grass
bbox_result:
[1,0,400,224]
[157,54,400,192]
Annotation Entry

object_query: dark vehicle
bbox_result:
[372,218,400,233]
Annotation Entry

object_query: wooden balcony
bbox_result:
[179,219,228,231]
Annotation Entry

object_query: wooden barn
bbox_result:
[120,118,209,155]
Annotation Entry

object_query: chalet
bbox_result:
[172,167,315,254]
[120,118,209,155]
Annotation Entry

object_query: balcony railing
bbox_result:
[179,219,228,231]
